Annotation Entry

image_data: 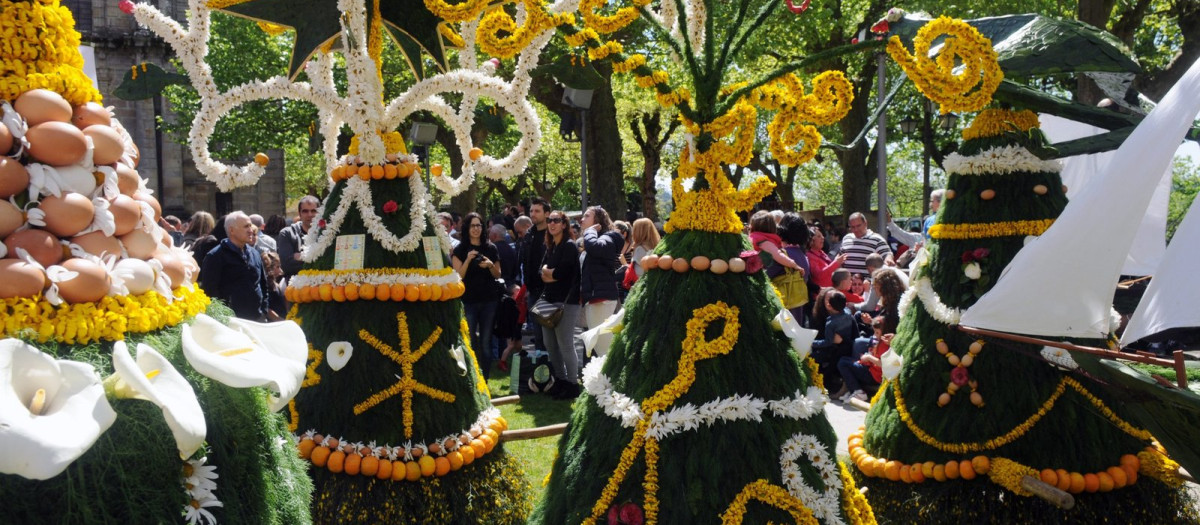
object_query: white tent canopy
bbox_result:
[1038,114,1171,277]
[960,56,1200,339]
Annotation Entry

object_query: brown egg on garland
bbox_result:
[5,228,63,266]
[56,257,110,303]
[0,198,23,238]
[152,248,186,287]
[132,191,161,222]
[83,125,124,166]
[108,194,141,236]
[0,119,12,155]
[120,227,159,259]
[0,258,46,298]
[26,122,88,166]
[14,89,73,126]
[0,157,29,198]
[71,231,123,258]
[72,102,112,129]
[115,163,141,195]
[36,192,94,237]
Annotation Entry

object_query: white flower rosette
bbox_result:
[0,339,117,480]
[181,314,307,411]
[108,341,207,458]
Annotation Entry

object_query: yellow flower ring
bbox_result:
[285,268,464,304]
[928,219,1055,240]
[720,479,818,525]
[0,285,210,345]
[886,16,1002,115]
[476,0,568,59]
[961,109,1042,141]
[890,375,1152,455]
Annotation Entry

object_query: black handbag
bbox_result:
[530,298,565,328]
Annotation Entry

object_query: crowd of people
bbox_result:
[177,192,932,404]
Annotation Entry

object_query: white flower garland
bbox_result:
[779,433,843,525]
[288,268,459,289]
[182,455,222,525]
[897,277,963,326]
[299,174,447,260]
[297,407,502,461]
[1039,346,1079,371]
[943,144,1063,176]
[582,357,828,441]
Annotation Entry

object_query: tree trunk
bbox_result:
[630,110,678,221]
[1075,0,1118,104]
[585,61,627,218]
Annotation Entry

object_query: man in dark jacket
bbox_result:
[276,196,319,279]
[520,197,551,351]
[201,211,276,321]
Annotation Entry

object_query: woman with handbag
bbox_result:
[538,210,582,399]
[578,206,624,352]
[767,213,814,323]
[452,212,504,374]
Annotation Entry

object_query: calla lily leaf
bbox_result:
[0,339,116,480]
[110,341,206,459]
[181,315,306,412]
[774,309,816,360]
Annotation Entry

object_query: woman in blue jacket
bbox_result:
[578,206,624,355]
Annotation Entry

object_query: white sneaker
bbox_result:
[838,391,853,402]
[850,390,868,402]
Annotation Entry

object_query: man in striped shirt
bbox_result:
[841,212,894,276]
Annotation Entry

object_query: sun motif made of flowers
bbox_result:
[354,312,452,439]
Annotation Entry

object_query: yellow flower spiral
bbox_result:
[887,17,1002,114]
[962,108,1041,141]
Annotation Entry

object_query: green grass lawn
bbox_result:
[484,362,575,508]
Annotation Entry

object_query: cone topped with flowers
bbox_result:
[850,18,1197,523]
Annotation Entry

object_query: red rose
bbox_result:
[318,219,326,229]
[382,200,399,214]
[950,366,970,386]
[607,505,620,525]
[619,503,644,525]
[972,247,990,260]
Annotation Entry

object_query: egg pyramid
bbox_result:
[851,109,1198,523]
[0,1,312,523]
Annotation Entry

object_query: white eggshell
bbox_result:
[115,258,155,294]
[55,164,98,195]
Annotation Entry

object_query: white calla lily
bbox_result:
[181,315,306,411]
[880,350,904,380]
[448,344,468,375]
[326,341,353,371]
[109,341,207,458]
[581,308,624,357]
[0,339,117,480]
[774,309,816,360]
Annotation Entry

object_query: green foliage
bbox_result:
[1167,156,1200,243]
[285,140,329,199]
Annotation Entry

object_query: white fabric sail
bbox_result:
[1120,190,1200,345]
[960,56,1200,338]
[1039,114,1171,276]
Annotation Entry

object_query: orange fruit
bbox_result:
[855,457,873,477]
[470,439,486,457]
[298,439,316,459]
[357,165,371,179]
[932,464,946,482]
[1106,466,1127,489]
[383,164,397,179]
[376,459,392,480]
[391,459,406,481]
[331,285,346,302]
[1120,454,1140,471]
[909,465,926,483]
[958,462,976,480]
[405,284,421,302]
[883,460,901,481]
[899,465,912,483]
[1068,472,1085,493]
[418,455,436,476]
[872,458,888,478]
[448,451,464,470]
[360,456,379,477]
[310,446,331,467]
[434,456,451,476]
[1097,471,1114,492]
[469,147,483,160]
[391,283,407,301]
[971,456,990,475]
[359,283,376,300]
[344,453,362,476]
[1083,473,1100,493]
[485,429,499,443]
[1122,464,1138,485]
[921,461,936,479]
[327,450,346,473]
[376,282,391,300]
[442,284,455,300]
[398,162,414,177]
[419,283,432,301]
[430,283,443,301]
[460,445,476,465]
[318,283,333,301]
[944,460,960,480]
[1039,469,1058,487]
[405,461,421,481]
[344,283,359,301]
[1055,469,1072,491]
[848,436,863,448]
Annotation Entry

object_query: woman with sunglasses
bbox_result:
[539,210,582,398]
[578,206,623,354]
[452,212,504,374]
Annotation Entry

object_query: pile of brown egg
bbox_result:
[0,89,195,303]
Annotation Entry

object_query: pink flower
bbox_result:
[972,247,990,260]
[607,505,620,525]
[382,200,398,214]
[318,219,326,229]
[950,366,970,386]
[739,250,763,274]
[619,503,644,525]
[119,0,134,14]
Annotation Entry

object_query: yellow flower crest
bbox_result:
[962,108,1041,141]
[891,375,1151,455]
[887,17,1002,114]
[928,219,1054,240]
[578,0,649,34]
[477,0,570,58]
[1,285,210,345]
[347,131,408,156]
[424,0,490,23]
[666,146,775,233]
[0,0,102,104]
[438,25,466,48]
[719,479,818,524]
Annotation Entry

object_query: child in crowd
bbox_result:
[831,268,865,305]
[810,290,858,395]
[837,317,890,403]
[747,210,806,275]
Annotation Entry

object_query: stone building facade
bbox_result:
[63,0,287,222]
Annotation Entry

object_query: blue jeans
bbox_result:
[837,357,877,393]
[464,300,498,374]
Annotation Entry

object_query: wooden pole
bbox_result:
[501,423,568,441]
[492,395,520,406]
[1019,476,1075,509]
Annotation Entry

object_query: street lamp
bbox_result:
[408,121,438,186]
[561,87,593,210]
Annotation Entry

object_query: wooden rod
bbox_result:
[955,325,1187,388]
[1173,350,1189,390]
[501,423,568,441]
[492,395,520,406]
[1020,476,1075,509]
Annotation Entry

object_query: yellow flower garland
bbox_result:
[961,109,1041,141]
[928,219,1055,240]
[347,131,408,156]
[719,479,818,524]
[476,0,570,58]
[0,0,102,104]
[891,375,1152,455]
[423,0,490,23]
[1138,448,1185,487]
[837,462,876,524]
[354,313,453,439]
[886,17,1002,114]
[0,285,210,345]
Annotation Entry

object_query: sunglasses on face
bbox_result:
[547,217,565,224]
